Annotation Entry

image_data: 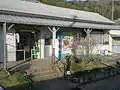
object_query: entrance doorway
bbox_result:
[44,34,52,57]
[16,30,40,61]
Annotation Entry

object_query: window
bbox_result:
[74,33,82,40]
[103,33,109,45]
[44,34,52,45]
[91,33,103,44]
[113,37,120,45]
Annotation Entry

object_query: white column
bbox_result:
[0,25,4,63]
[40,29,44,59]
[48,27,60,64]
[84,28,92,55]
[52,27,57,48]
[109,34,112,54]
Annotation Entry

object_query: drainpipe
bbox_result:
[48,27,60,64]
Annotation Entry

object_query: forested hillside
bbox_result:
[38,0,120,21]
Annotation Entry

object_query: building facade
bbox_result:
[0,0,120,62]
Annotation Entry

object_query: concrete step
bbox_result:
[32,70,59,81]
[27,67,54,73]
[32,70,58,76]
[33,73,60,81]
[27,65,61,81]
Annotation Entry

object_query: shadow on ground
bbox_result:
[11,63,31,71]
[8,60,31,71]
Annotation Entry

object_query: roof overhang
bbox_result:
[109,30,120,37]
[0,14,120,30]
[0,0,115,24]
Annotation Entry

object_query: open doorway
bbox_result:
[16,29,40,61]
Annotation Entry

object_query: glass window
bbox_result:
[113,37,120,45]
[91,34,103,44]
[44,34,52,45]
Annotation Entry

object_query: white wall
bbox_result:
[44,45,52,57]
[40,27,52,59]
[42,27,52,58]
[6,28,16,61]
[37,29,44,59]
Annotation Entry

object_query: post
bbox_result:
[63,64,66,79]
[52,27,57,64]
[111,0,114,21]
[109,34,112,55]
[48,27,60,64]
[84,29,92,56]
[24,50,25,61]
[3,23,7,70]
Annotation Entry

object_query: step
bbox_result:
[27,67,54,74]
[32,70,58,76]
[33,73,58,80]
[33,73,60,81]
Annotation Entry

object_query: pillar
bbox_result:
[109,34,112,54]
[40,29,45,59]
[52,27,57,64]
[3,23,7,69]
[48,27,60,64]
[84,29,92,56]
[0,25,4,63]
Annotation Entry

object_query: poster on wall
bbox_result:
[57,35,74,58]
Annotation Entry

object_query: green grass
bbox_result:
[0,70,33,90]
[71,61,104,72]
[70,56,105,73]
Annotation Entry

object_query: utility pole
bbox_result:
[111,0,114,21]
